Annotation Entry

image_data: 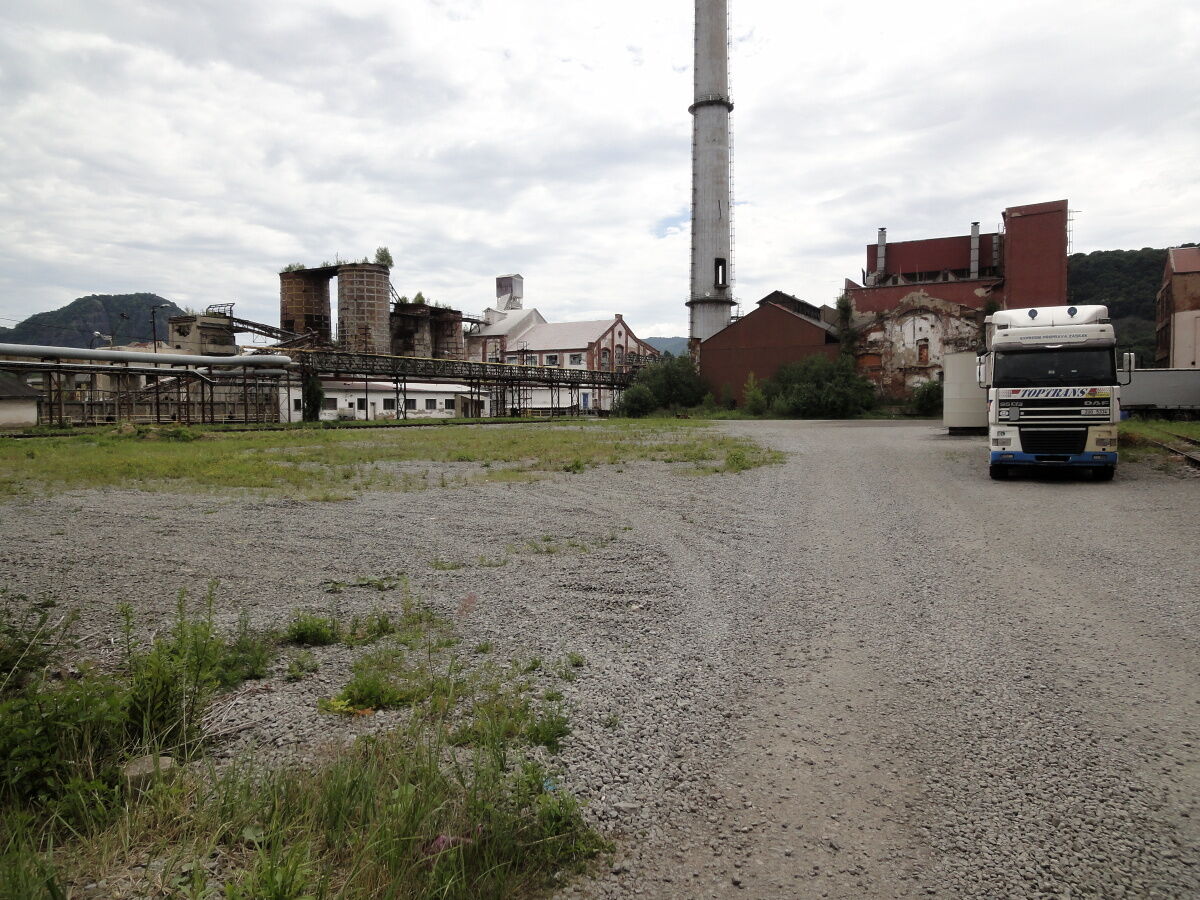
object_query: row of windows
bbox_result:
[294,397,455,412]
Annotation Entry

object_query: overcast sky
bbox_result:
[1,0,1197,339]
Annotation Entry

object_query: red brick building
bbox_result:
[843,199,1069,394]
[699,292,839,404]
[1156,246,1200,368]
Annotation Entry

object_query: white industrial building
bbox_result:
[280,379,488,422]
[466,274,658,412]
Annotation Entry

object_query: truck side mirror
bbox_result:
[1119,352,1134,386]
[976,357,987,388]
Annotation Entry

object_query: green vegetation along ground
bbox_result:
[0,419,781,500]
[1119,418,1200,463]
[0,582,607,898]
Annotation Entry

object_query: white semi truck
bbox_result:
[979,305,1129,481]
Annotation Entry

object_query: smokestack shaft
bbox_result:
[970,222,980,279]
[687,0,735,344]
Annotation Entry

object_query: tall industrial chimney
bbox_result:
[687,0,735,350]
[969,222,980,279]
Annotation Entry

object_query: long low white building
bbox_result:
[280,380,488,422]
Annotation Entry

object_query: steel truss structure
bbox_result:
[280,348,636,418]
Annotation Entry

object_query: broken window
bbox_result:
[918,339,930,365]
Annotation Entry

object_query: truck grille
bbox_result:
[1019,427,1087,454]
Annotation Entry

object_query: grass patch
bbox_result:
[283,612,341,647]
[1,584,607,897]
[0,419,781,499]
[1120,418,1200,463]
[284,650,319,682]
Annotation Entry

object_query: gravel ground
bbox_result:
[1,420,1197,898]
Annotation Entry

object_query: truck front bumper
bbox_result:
[990,451,1118,467]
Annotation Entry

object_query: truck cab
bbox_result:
[979,305,1123,481]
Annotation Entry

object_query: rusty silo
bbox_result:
[337,263,392,354]
[280,268,334,342]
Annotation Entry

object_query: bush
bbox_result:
[742,373,767,416]
[616,384,656,418]
[761,356,876,418]
[626,356,707,412]
[910,380,943,416]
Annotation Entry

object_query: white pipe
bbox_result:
[0,343,293,368]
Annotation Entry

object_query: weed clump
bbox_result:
[283,612,340,646]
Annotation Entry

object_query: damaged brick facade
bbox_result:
[852,292,983,396]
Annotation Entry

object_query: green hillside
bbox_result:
[0,294,185,348]
[645,336,688,357]
[1066,245,1194,367]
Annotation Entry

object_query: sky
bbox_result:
[1,0,1197,339]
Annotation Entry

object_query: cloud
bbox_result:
[0,0,1196,338]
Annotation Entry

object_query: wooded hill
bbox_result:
[0,294,185,349]
[1067,245,1194,367]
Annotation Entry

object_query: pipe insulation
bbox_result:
[0,344,293,368]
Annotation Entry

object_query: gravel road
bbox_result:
[2,420,1197,898]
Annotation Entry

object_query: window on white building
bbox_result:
[356,398,367,410]
[425,399,437,410]
[322,398,337,411]
[383,398,396,410]
[569,353,583,365]
[445,398,455,410]
[293,398,302,411]
[404,398,417,410]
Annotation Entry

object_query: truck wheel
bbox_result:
[989,464,1009,480]
[1093,466,1115,482]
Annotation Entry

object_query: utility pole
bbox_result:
[151,303,169,422]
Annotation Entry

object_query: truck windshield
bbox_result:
[994,347,1115,387]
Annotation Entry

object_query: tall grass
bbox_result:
[0,419,780,498]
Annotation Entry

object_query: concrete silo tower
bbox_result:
[688,0,735,349]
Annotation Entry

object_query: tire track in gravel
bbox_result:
[670,421,1199,899]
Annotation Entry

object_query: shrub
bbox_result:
[742,373,768,416]
[761,356,876,418]
[616,384,657,418]
[910,379,944,416]
[626,356,707,411]
[0,592,76,697]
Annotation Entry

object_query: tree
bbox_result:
[836,292,857,358]
[301,372,324,422]
[629,356,707,411]
[742,372,767,415]
[374,246,394,268]
[616,384,657,418]
[281,263,306,273]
